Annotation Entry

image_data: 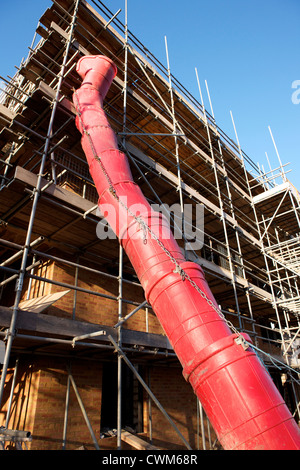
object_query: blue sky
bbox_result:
[0,0,299,188]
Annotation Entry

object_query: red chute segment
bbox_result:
[73,55,300,450]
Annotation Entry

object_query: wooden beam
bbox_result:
[13,166,97,215]
[0,104,16,126]
[121,431,160,450]
[0,305,173,351]
[38,80,77,115]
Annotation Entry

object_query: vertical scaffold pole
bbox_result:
[0,0,81,411]
[165,36,186,255]
[117,243,123,450]
[117,0,127,450]
[268,126,287,183]
[196,73,242,327]
[62,369,71,450]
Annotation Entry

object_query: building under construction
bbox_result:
[0,0,299,450]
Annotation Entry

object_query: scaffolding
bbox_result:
[0,0,299,450]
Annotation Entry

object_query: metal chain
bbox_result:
[118,184,242,339]
[73,92,118,198]
[119,191,300,374]
[73,94,245,341]
[72,93,300,379]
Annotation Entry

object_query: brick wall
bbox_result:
[25,258,165,335]
[0,359,40,443]
[0,356,102,450]
[0,256,208,450]
[0,355,213,450]
[143,366,217,450]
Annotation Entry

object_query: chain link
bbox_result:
[73,92,117,195]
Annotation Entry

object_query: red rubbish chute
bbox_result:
[73,55,300,450]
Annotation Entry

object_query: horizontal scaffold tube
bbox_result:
[73,55,300,450]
